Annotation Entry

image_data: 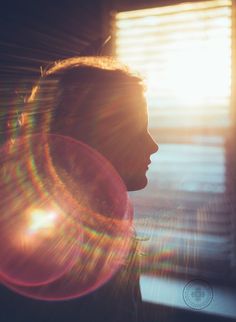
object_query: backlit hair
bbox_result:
[25,56,144,138]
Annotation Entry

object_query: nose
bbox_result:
[149,133,159,154]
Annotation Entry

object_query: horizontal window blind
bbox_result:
[116,0,231,130]
[115,0,234,282]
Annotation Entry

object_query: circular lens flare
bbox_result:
[0,134,133,299]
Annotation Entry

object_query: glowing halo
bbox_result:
[0,134,133,299]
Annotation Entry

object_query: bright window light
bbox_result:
[115,0,232,129]
[115,0,234,282]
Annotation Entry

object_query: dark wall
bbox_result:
[0,0,108,130]
[0,0,105,80]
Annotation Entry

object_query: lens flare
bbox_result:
[0,134,133,299]
[26,209,58,235]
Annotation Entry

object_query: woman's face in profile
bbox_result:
[113,90,158,191]
[90,86,159,191]
[64,82,158,191]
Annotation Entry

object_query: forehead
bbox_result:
[120,86,148,127]
[93,82,147,123]
[91,86,148,140]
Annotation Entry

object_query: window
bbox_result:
[115,0,235,283]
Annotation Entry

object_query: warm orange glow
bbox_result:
[26,208,58,236]
[116,0,232,128]
[14,208,60,250]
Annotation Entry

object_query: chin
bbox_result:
[126,176,148,191]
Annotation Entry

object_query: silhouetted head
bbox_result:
[26,57,158,191]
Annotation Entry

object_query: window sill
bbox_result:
[140,275,236,320]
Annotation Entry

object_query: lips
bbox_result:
[146,161,151,170]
